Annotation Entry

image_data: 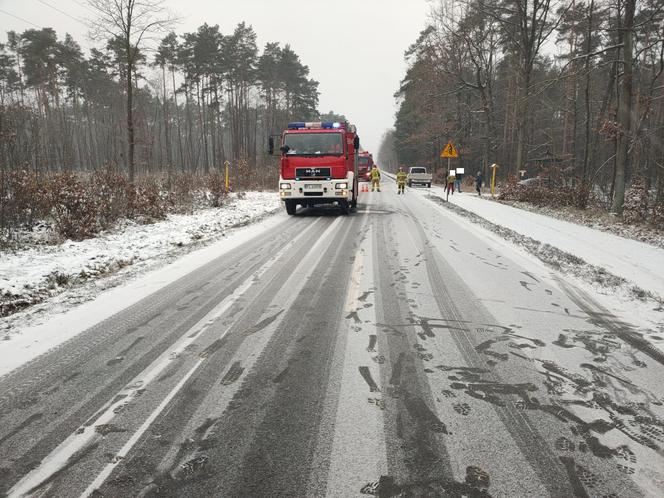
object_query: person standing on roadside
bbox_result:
[370,164,381,192]
[454,172,463,193]
[446,171,455,196]
[475,170,483,196]
[396,167,407,194]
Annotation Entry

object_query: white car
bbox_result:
[407,167,432,187]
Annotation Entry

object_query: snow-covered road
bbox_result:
[0,192,280,339]
[1,180,663,497]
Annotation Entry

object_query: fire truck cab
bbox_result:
[274,121,360,215]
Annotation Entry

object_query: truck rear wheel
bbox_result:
[285,200,297,215]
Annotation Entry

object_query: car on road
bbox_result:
[407,166,432,187]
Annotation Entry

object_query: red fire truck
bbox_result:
[271,121,360,215]
[357,151,374,182]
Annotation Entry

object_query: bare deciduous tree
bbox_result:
[387,0,664,217]
[86,0,176,182]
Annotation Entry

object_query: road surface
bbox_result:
[1,179,663,497]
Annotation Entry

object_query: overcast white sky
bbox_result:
[0,0,432,154]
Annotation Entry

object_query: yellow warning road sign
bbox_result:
[440,141,458,158]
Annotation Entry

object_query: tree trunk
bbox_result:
[197,79,209,173]
[162,65,172,169]
[184,82,195,171]
[171,68,185,172]
[582,0,595,181]
[126,46,135,183]
[515,67,530,175]
[211,82,217,168]
[611,0,634,214]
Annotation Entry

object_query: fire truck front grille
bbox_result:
[304,192,324,196]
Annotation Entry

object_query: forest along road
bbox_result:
[1,179,663,498]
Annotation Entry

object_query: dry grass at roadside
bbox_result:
[0,164,278,246]
[498,175,664,230]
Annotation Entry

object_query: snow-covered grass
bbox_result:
[0,192,280,329]
[497,199,664,250]
[421,186,664,300]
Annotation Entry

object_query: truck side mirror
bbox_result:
[353,136,360,150]
[268,137,274,155]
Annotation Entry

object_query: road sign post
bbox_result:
[224,160,230,193]
[441,141,458,160]
[440,141,459,202]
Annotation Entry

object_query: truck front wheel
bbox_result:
[285,200,297,215]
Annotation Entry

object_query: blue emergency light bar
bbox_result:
[287,121,347,130]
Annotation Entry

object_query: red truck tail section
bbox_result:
[358,151,374,182]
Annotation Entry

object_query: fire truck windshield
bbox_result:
[283,132,344,156]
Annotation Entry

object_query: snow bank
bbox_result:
[0,192,280,327]
[422,186,664,300]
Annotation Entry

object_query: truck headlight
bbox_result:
[335,182,348,189]
[280,183,291,190]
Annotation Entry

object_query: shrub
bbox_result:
[168,173,198,212]
[46,271,71,288]
[206,172,227,207]
[49,172,100,240]
[1,162,274,244]
[91,167,131,228]
[229,159,278,190]
[128,177,166,222]
[623,176,649,224]
[432,169,447,185]
[499,175,587,209]
[574,180,591,209]
[651,199,664,229]
[1,169,50,230]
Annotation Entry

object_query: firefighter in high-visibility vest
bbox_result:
[396,167,407,194]
[370,164,381,192]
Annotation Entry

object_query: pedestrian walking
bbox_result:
[370,164,381,192]
[475,171,483,196]
[396,167,407,194]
